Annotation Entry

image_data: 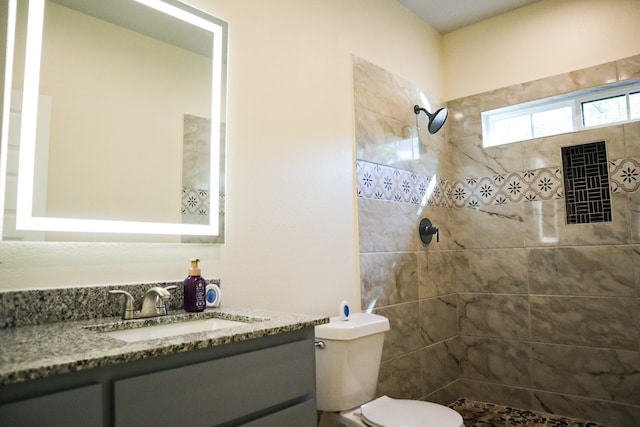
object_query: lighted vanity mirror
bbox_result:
[0,0,227,243]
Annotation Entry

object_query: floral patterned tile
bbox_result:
[452,168,563,208]
[182,187,210,216]
[356,158,635,209]
[610,157,640,193]
[356,160,439,206]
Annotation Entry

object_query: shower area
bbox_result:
[354,55,640,427]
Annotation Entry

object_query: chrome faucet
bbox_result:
[109,286,177,320]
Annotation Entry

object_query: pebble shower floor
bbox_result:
[449,399,607,427]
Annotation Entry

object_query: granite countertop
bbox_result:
[0,306,328,386]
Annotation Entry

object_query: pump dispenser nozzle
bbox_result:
[188,258,201,276]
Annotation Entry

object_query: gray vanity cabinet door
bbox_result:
[240,400,317,426]
[113,339,316,427]
[0,383,102,427]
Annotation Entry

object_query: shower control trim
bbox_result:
[418,218,439,244]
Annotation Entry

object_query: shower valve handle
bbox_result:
[418,218,439,244]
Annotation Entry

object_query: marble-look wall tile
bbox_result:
[616,54,640,82]
[419,295,457,345]
[419,251,457,298]
[182,114,211,189]
[353,56,443,127]
[358,198,422,253]
[411,127,454,178]
[360,252,418,310]
[521,126,625,170]
[532,343,640,405]
[450,134,525,178]
[634,246,640,291]
[516,61,618,104]
[459,336,531,387]
[376,303,423,361]
[630,191,640,243]
[523,194,630,247]
[446,96,485,141]
[353,56,415,124]
[457,294,530,340]
[457,379,533,410]
[426,379,462,406]
[623,121,640,157]
[377,351,423,400]
[421,338,460,396]
[455,249,528,294]
[355,106,417,167]
[438,203,525,250]
[530,296,637,350]
[528,246,635,297]
[533,390,640,427]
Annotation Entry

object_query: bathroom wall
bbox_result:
[442,0,640,100]
[354,55,460,405]
[446,55,640,427]
[356,55,640,426]
[0,0,443,317]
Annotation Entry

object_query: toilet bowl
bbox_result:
[315,313,464,427]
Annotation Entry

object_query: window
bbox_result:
[482,79,640,147]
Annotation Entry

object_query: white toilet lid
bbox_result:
[360,396,464,427]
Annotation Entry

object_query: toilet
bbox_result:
[315,312,464,427]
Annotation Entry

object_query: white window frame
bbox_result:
[482,79,640,147]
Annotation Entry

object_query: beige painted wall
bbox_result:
[0,0,442,317]
[5,0,639,317]
[443,0,640,100]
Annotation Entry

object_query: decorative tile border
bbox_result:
[355,160,457,208]
[357,157,638,209]
[182,187,211,216]
[450,167,563,208]
[610,157,640,193]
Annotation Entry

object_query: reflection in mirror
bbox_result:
[0,0,227,243]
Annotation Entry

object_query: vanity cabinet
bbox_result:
[0,328,317,427]
[114,338,315,426]
[0,384,102,427]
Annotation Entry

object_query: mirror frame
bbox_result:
[4,0,226,237]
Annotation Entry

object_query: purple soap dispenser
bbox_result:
[183,258,206,312]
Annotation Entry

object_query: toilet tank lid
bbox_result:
[314,312,390,340]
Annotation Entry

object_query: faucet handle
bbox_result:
[140,287,172,317]
[160,285,177,315]
[109,290,137,320]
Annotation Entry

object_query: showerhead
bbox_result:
[414,104,448,134]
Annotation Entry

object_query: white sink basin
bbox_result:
[102,318,248,342]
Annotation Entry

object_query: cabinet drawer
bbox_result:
[114,339,315,427]
[0,384,102,427]
[240,399,316,427]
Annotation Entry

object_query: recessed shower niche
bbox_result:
[561,141,611,224]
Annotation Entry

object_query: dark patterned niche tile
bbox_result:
[561,141,611,225]
[449,399,608,427]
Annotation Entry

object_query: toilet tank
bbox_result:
[314,313,390,412]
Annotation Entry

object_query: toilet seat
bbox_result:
[359,396,464,427]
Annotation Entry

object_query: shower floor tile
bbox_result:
[449,399,607,427]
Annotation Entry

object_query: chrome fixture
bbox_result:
[109,286,177,320]
[414,104,448,134]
